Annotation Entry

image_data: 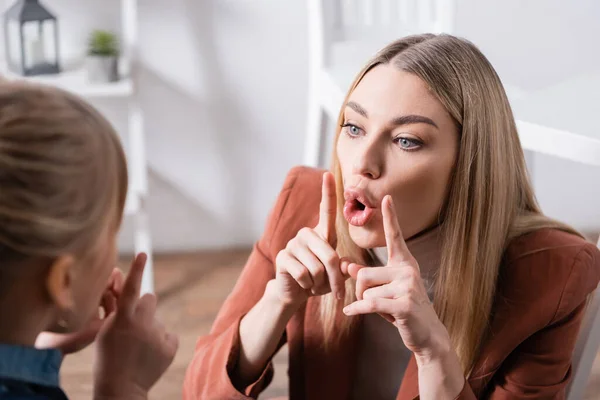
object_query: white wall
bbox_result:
[1,0,598,252]
[131,0,309,251]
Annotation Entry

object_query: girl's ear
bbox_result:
[46,255,76,313]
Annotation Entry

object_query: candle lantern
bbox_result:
[3,0,60,76]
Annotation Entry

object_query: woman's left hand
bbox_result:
[35,268,125,355]
[343,195,465,399]
[342,195,450,360]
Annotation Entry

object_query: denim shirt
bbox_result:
[0,344,67,399]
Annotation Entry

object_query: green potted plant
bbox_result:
[85,29,119,83]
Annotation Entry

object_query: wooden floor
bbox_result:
[61,249,600,399]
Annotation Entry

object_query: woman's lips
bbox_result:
[343,199,375,226]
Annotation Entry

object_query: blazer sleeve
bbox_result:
[182,167,307,400]
[454,242,600,399]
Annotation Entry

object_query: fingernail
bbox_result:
[343,306,350,315]
[387,195,394,208]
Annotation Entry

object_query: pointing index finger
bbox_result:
[316,172,337,247]
[382,195,414,265]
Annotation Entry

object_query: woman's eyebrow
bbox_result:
[390,114,438,129]
[346,101,368,118]
[346,101,438,129]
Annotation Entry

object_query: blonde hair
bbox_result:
[321,34,581,374]
[0,81,127,275]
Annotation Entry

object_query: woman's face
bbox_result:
[337,64,460,249]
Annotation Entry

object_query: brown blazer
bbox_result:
[183,166,600,400]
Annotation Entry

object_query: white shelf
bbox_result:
[0,66,133,98]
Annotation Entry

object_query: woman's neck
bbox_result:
[371,224,442,279]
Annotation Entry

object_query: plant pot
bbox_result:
[85,55,119,83]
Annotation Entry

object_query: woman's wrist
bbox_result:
[414,329,453,366]
[415,332,465,400]
[262,279,304,317]
[236,280,299,385]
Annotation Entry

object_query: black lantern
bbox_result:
[3,0,60,76]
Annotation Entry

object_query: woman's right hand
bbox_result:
[93,253,179,400]
[273,172,346,308]
[236,171,347,385]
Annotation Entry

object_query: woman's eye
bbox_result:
[397,137,421,150]
[342,123,362,137]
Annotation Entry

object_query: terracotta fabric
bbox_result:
[183,166,600,400]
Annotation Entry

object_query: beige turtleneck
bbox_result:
[351,226,442,400]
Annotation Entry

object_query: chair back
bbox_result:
[308,0,455,67]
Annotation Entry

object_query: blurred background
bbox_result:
[0,0,599,398]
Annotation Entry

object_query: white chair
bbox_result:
[304,0,456,167]
[304,1,600,396]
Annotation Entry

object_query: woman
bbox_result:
[183,34,600,399]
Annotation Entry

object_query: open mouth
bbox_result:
[343,197,374,227]
[355,199,366,211]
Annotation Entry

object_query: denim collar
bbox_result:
[0,343,62,388]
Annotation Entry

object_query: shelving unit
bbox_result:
[0,65,134,97]
[0,0,154,294]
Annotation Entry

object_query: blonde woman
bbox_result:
[184,34,600,399]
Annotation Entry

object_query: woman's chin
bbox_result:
[348,225,385,249]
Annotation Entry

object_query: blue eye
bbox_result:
[397,137,422,150]
[342,123,362,137]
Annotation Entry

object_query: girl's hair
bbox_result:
[321,34,581,374]
[0,81,127,274]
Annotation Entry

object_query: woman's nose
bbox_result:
[352,140,382,179]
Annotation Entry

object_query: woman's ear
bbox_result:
[46,255,76,312]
